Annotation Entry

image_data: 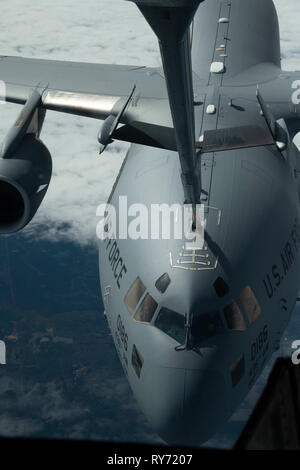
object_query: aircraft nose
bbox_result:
[142,365,230,446]
[180,367,230,445]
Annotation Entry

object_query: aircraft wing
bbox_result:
[0,55,176,150]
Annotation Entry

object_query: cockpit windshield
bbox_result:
[155,307,185,344]
[191,311,223,343]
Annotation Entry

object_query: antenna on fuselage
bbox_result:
[127,0,204,207]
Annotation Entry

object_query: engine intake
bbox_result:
[0,134,52,234]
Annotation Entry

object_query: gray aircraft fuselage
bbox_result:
[99,0,300,445]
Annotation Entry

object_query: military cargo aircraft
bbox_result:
[0,0,300,445]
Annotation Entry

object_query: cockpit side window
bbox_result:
[224,301,246,331]
[240,286,261,324]
[230,354,245,387]
[155,272,171,293]
[124,277,146,315]
[191,311,223,343]
[155,307,185,344]
[132,344,144,378]
[134,293,158,323]
[213,277,229,298]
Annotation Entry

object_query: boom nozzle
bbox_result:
[128,0,204,204]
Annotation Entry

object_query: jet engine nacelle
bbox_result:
[0,134,52,234]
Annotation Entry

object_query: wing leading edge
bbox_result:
[0,55,177,150]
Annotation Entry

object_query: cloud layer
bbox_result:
[0,0,299,247]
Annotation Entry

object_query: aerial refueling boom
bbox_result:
[128,0,204,205]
